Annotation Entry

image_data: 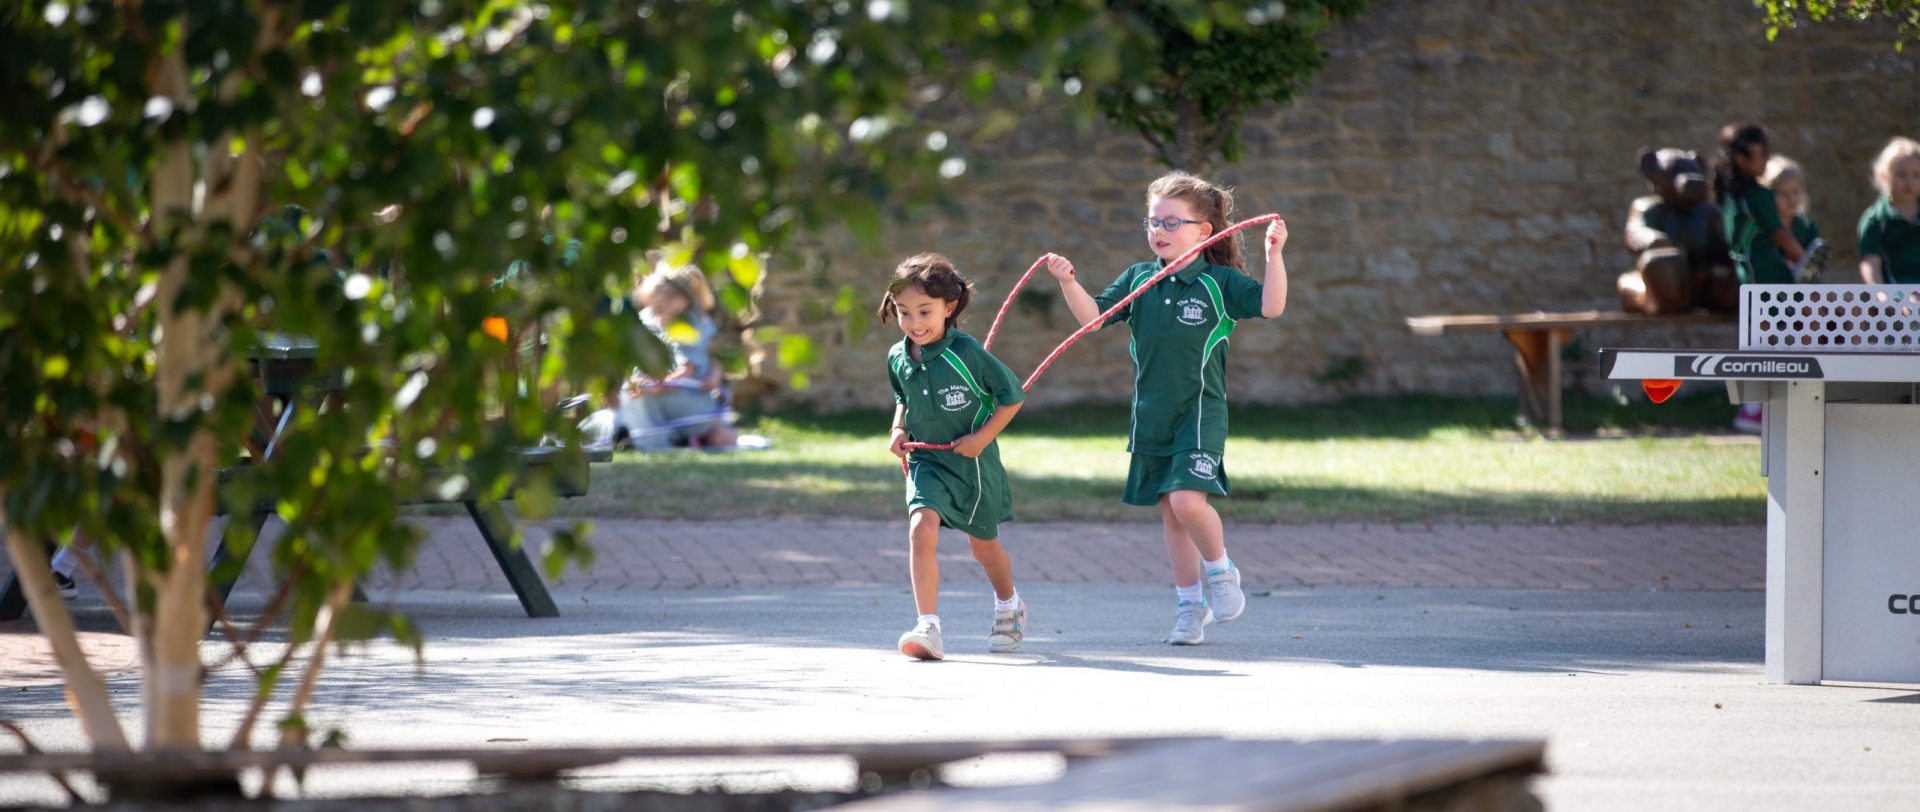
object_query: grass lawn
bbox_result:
[564,393,1765,525]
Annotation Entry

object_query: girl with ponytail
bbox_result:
[1042,172,1290,646]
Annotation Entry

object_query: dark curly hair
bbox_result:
[1712,122,1771,205]
[876,253,972,328]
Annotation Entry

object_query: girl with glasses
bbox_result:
[1043,172,1289,645]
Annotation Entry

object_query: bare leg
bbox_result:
[969,536,1016,601]
[909,508,942,616]
[1167,490,1226,562]
[1160,496,1204,589]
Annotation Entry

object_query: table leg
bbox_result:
[206,513,367,632]
[464,501,559,618]
[1503,330,1547,429]
[1767,380,1826,684]
[207,511,275,621]
[1547,328,1569,432]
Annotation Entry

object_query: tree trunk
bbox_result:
[1,516,130,751]
[143,25,227,753]
[1174,94,1210,175]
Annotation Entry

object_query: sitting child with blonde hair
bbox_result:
[621,262,737,449]
[1858,136,1920,284]
[1762,155,1827,282]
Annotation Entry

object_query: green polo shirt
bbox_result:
[1858,197,1920,284]
[888,329,1025,451]
[1726,184,1793,285]
[888,329,1024,538]
[1094,259,1267,456]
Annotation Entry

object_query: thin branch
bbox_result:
[0,720,86,804]
[56,170,144,242]
[1136,125,1178,170]
[276,580,355,751]
[205,606,263,680]
[225,628,301,752]
[203,557,305,676]
[68,534,131,635]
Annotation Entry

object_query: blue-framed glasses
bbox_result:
[1143,216,1203,233]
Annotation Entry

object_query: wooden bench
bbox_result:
[1406,310,1733,431]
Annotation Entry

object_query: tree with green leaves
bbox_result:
[1097,0,1368,173]
[1,0,1333,789]
[1755,0,1920,46]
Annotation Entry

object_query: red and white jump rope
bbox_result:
[896,213,1282,469]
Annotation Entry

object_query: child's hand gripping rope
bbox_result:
[896,213,1283,473]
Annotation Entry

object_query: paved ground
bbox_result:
[7,518,1856,811]
[324,517,1764,593]
[4,585,1917,811]
[1,517,1761,690]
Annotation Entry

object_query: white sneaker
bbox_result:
[989,599,1027,653]
[1168,600,1214,645]
[1207,564,1246,623]
[54,572,78,600]
[898,619,944,661]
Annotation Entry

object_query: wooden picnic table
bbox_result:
[1406,310,1733,431]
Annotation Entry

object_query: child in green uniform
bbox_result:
[1857,136,1920,284]
[1045,172,1289,645]
[882,254,1028,660]
[1715,122,1807,286]
[1763,156,1823,280]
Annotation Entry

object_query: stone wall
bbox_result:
[753,0,1920,413]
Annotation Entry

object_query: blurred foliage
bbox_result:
[1755,0,1920,46]
[1097,0,1368,172]
[0,0,1318,751]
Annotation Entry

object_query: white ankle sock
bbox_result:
[918,613,941,631]
[1203,555,1231,575]
[50,547,78,578]
[1175,583,1204,604]
[994,592,1019,612]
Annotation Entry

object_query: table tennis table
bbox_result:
[1604,284,1920,685]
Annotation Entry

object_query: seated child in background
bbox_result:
[1858,137,1920,284]
[1762,156,1827,282]
[621,263,738,449]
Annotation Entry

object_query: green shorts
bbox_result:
[1123,449,1230,507]
[905,451,1012,540]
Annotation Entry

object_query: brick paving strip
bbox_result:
[388,518,1764,594]
[0,519,1761,688]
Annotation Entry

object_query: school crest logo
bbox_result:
[1188,452,1218,480]
[938,384,974,412]
[1176,297,1210,326]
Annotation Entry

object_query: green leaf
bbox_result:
[777,334,820,370]
[727,249,763,289]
